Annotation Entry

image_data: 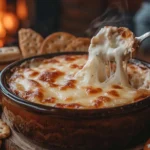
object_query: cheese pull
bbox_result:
[89,26,136,62]
[75,26,137,87]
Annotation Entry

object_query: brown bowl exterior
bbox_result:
[2,95,150,150]
[1,52,150,150]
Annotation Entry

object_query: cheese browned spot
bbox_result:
[28,79,41,87]
[49,83,59,88]
[16,83,25,91]
[118,27,132,38]
[55,103,82,109]
[43,59,60,64]
[39,70,64,83]
[65,103,83,109]
[134,89,150,101]
[29,71,39,77]
[112,85,123,89]
[42,97,56,103]
[64,97,73,102]
[93,96,111,108]
[24,68,39,77]
[22,89,44,102]
[8,54,150,109]
[64,55,77,61]
[70,64,83,69]
[60,80,76,90]
[107,90,119,97]
[86,86,102,95]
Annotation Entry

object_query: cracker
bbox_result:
[40,32,76,54]
[0,46,21,63]
[18,28,44,58]
[65,37,90,52]
[0,119,10,139]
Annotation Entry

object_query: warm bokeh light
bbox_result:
[0,21,6,38]
[0,0,6,12]
[0,0,6,38]
[16,0,28,20]
[2,12,19,34]
[0,12,4,19]
[0,40,4,47]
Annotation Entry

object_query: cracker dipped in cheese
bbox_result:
[8,26,150,109]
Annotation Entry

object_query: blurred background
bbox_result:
[0,0,149,61]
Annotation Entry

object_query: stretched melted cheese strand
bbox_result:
[75,26,135,87]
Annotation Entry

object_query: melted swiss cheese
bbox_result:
[8,54,150,109]
[8,26,150,109]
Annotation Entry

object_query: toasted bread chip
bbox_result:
[18,28,44,58]
[65,38,90,52]
[40,32,76,54]
[0,46,21,63]
[0,119,10,139]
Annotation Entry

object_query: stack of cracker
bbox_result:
[18,28,91,58]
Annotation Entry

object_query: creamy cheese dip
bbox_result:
[8,27,150,109]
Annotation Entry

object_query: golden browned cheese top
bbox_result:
[8,54,150,109]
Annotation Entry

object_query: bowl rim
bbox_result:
[0,51,150,119]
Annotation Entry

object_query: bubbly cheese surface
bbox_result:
[8,54,150,109]
[8,26,150,109]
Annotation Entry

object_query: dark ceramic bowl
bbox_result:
[0,52,150,150]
